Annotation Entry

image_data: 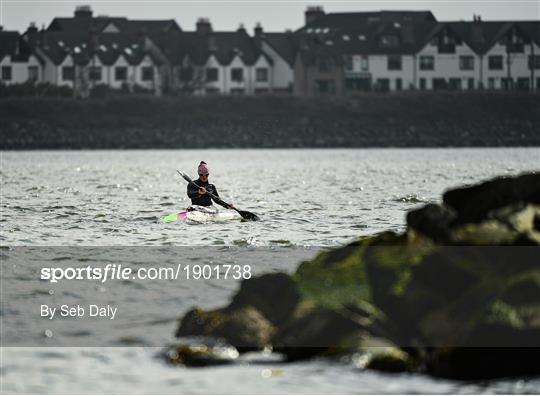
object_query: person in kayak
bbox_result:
[187,161,231,208]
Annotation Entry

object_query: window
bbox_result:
[255,68,268,82]
[419,78,426,90]
[419,55,434,70]
[459,55,474,70]
[231,68,243,82]
[537,78,540,91]
[516,78,530,91]
[528,55,540,70]
[206,68,218,82]
[62,66,74,81]
[395,78,402,91]
[501,78,513,90]
[488,55,503,70]
[230,88,245,94]
[387,55,402,71]
[344,55,353,71]
[376,78,390,92]
[468,78,475,90]
[345,77,371,91]
[432,78,447,90]
[449,78,462,90]
[1,66,12,81]
[141,66,154,81]
[314,80,335,94]
[27,66,38,81]
[115,66,127,81]
[379,35,399,48]
[89,66,102,81]
[488,77,495,89]
[361,56,369,72]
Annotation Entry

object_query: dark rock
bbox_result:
[406,203,456,242]
[176,306,275,350]
[273,305,363,361]
[229,273,301,326]
[364,347,415,373]
[165,338,239,367]
[443,173,540,225]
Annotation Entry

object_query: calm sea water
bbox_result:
[1,148,539,394]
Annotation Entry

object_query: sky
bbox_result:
[1,1,539,33]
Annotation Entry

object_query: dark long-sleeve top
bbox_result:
[187,179,227,208]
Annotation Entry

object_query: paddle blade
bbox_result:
[238,210,260,221]
[162,212,188,223]
[162,213,179,223]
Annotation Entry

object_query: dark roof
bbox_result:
[261,32,298,65]
[0,31,36,62]
[517,21,540,46]
[296,19,540,60]
[298,10,436,32]
[47,16,181,34]
[156,29,267,66]
[296,20,439,57]
[35,31,159,65]
[443,21,540,54]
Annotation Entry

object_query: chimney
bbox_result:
[305,6,325,25]
[26,22,38,48]
[254,22,263,38]
[253,23,263,48]
[237,23,246,34]
[75,5,93,19]
[472,21,484,42]
[196,18,212,34]
[0,25,3,32]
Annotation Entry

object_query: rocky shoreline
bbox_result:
[169,173,540,380]
[1,92,539,149]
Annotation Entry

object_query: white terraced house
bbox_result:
[0,29,43,85]
[24,26,162,96]
[2,5,539,96]
[162,19,275,95]
[294,7,540,95]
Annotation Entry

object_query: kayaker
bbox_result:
[187,161,231,208]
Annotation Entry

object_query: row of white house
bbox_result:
[340,41,540,92]
[0,6,539,96]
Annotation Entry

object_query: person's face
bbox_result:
[199,173,209,182]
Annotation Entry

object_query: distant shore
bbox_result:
[1,92,539,149]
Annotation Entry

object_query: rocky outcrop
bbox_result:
[172,172,540,379]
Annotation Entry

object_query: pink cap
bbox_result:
[198,161,209,175]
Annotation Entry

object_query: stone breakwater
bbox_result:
[170,173,540,380]
[1,93,539,149]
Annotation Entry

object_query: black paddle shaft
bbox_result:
[176,170,260,221]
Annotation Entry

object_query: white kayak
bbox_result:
[162,205,242,224]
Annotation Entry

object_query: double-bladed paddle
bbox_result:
[177,170,260,221]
